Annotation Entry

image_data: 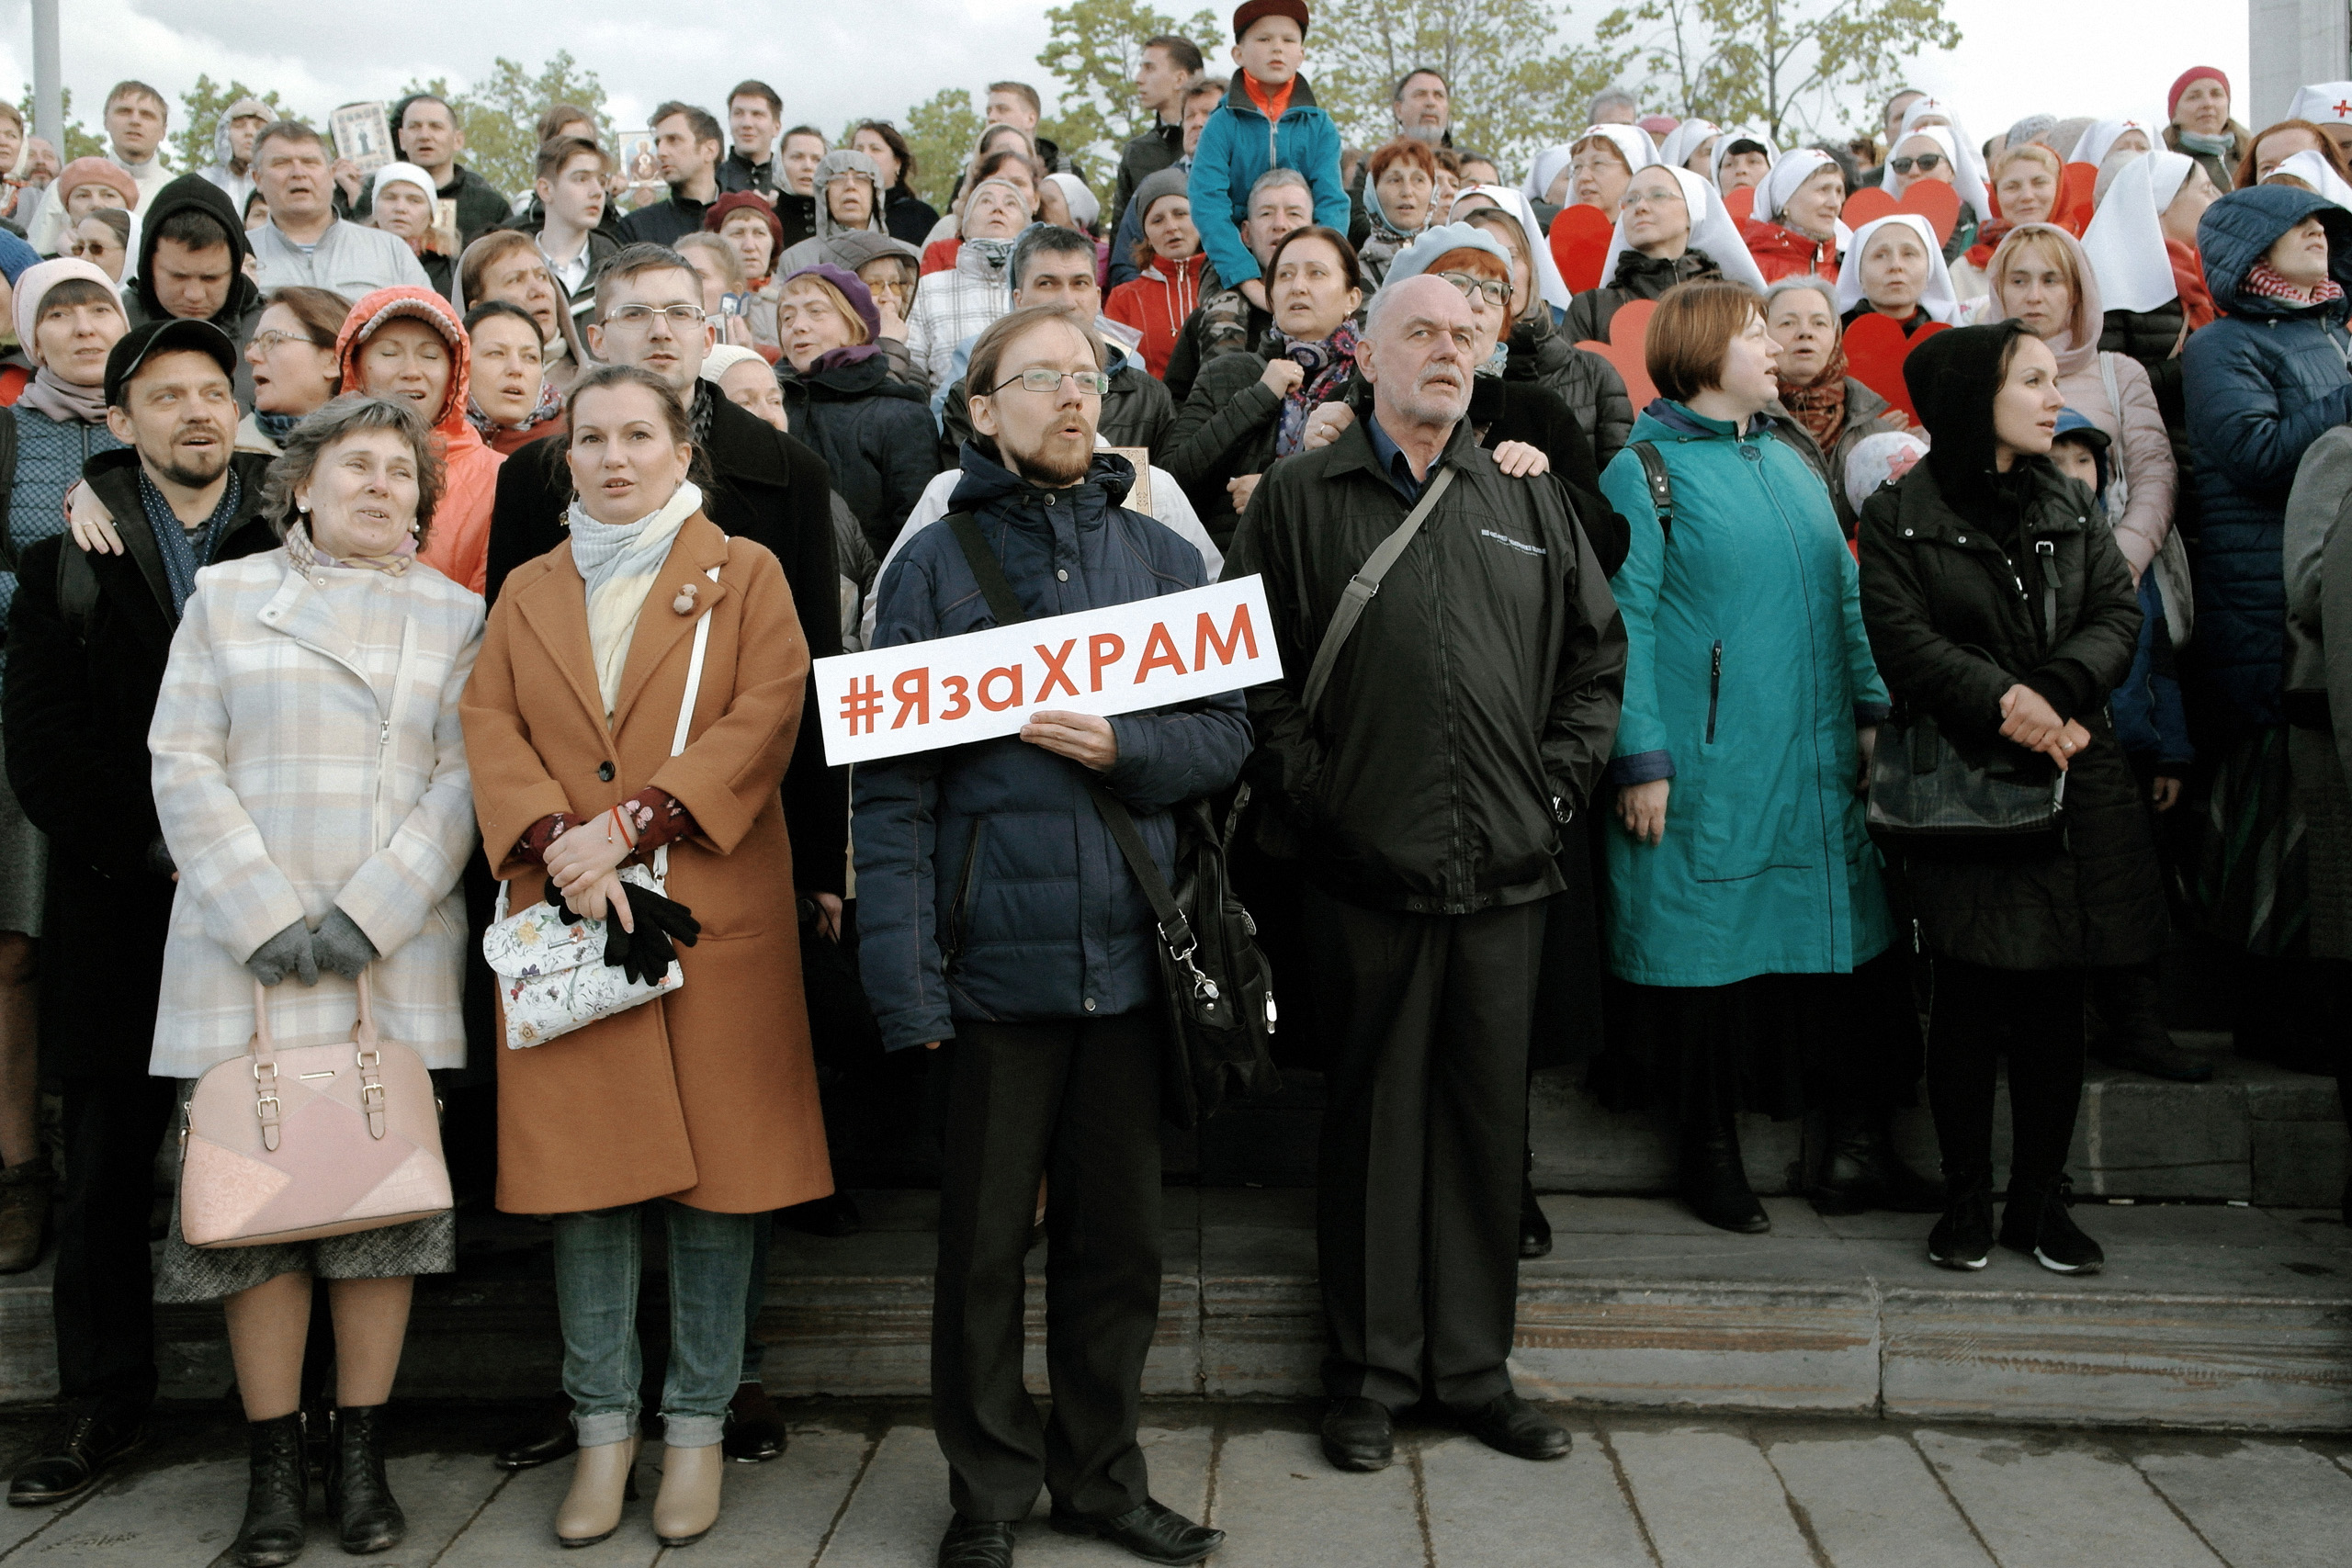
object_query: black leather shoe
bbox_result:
[1051,1498,1224,1564]
[937,1513,1017,1567]
[324,1404,405,1554]
[493,1404,577,1471]
[232,1412,308,1567]
[1810,1111,1946,1216]
[722,1382,787,1462]
[1679,1117,1769,1234]
[2089,965,2213,1082]
[1519,1173,1554,1258]
[1318,1395,1393,1472]
[7,1404,147,1507]
[776,1192,864,1237]
[1458,1391,1571,1461]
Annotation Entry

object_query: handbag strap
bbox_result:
[1299,465,1455,716]
[672,563,721,759]
[1631,441,1674,545]
[941,514,1213,991]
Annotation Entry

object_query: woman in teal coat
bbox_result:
[1594,280,1939,1233]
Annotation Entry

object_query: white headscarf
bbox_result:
[1883,124,1986,228]
[2286,84,2352,128]
[2079,149,2192,312]
[1656,119,1720,173]
[1450,183,1571,311]
[699,344,770,384]
[1710,126,1779,190]
[371,161,437,209]
[1044,171,1100,230]
[1757,147,1838,228]
[1834,213,1961,323]
[2071,118,2152,173]
[1524,124,1658,204]
[1598,164,1769,294]
[1887,99,1988,220]
[2267,148,2352,210]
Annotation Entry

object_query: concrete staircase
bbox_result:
[0,1045,2343,1432]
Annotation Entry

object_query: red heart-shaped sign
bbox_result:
[1842,312,1950,419]
[1840,180,1960,245]
[1577,297,1657,411]
[1723,184,1756,223]
[1548,204,1616,295]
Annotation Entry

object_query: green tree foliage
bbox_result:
[899,86,985,210]
[1611,0,1961,141]
[396,52,614,199]
[1307,0,1628,168]
[1035,0,1222,174]
[14,85,104,162]
[172,76,298,175]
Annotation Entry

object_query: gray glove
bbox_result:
[246,920,318,987]
[311,907,378,980]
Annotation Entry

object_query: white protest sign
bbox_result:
[814,577,1281,766]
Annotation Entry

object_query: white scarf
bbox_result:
[1597,164,1770,295]
[567,479,703,717]
[1835,214,1962,323]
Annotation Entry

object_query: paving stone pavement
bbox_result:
[0,1403,2344,1566]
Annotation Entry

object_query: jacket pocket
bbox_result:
[1705,640,1723,745]
[943,818,987,969]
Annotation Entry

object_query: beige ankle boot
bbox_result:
[652,1442,723,1547]
[554,1436,637,1548]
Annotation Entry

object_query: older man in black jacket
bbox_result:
[4,321,280,1507]
[1224,275,1624,1474]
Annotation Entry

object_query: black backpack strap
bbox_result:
[944,513,1027,627]
[1631,440,1673,546]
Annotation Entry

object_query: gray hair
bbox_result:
[2005,113,2057,151]
[1587,86,1639,123]
[1250,166,1314,204]
[1761,275,1838,321]
[261,395,445,549]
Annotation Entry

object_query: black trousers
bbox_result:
[1926,961,2087,1193]
[1306,886,1545,1413]
[52,1075,177,1413]
[931,1012,1163,1522]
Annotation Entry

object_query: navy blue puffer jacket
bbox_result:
[2183,186,2352,732]
[853,446,1252,1052]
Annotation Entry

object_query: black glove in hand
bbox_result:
[311,907,378,979]
[246,919,318,987]
[594,883,700,986]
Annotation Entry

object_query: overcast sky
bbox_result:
[0,0,2254,167]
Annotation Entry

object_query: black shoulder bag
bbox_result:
[943,513,1280,1125]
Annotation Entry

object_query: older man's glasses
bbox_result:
[990,367,1111,396]
[1437,271,1511,307]
[605,303,707,329]
[1889,152,1945,175]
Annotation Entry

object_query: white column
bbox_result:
[2250,0,2352,124]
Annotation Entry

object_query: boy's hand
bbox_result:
[1240,277,1269,312]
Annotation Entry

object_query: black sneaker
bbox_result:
[2001,1181,2104,1275]
[1927,1184,1994,1270]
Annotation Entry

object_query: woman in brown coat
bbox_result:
[460,365,831,1551]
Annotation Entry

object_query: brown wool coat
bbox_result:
[461,511,832,1214]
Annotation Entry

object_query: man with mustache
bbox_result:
[247,120,428,298]
[1223,273,1626,1475]
[4,320,283,1508]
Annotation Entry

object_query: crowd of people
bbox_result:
[0,6,2346,1565]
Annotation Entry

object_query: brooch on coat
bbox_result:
[672,581,699,615]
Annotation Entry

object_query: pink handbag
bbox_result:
[178,972,453,1248]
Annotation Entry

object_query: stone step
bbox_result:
[1181,1038,2349,1205]
[4,1189,2345,1432]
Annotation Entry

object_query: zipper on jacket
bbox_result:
[944,819,986,966]
[1706,640,1723,743]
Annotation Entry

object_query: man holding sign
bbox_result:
[1225,274,1625,1474]
[854,305,1247,1568]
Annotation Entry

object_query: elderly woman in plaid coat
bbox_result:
[146,394,482,1566]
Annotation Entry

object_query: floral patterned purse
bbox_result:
[482,565,717,1049]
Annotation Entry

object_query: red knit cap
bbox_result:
[2167,65,2229,122]
[1233,0,1309,42]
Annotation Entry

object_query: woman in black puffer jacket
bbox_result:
[1859,321,2167,1280]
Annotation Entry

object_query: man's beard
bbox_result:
[1401,122,1446,145]
[153,436,230,491]
[1002,429,1093,487]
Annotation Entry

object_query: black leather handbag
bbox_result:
[1865,708,2068,837]
[944,514,1280,1125]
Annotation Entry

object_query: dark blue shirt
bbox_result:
[1366,411,1440,502]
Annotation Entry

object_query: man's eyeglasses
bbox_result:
[1889,152,1945,175]
[1437,271,1511,308]
[605,303,707,329]
[989,367,1111,396]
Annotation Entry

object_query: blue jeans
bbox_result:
[553,1201,755,1448]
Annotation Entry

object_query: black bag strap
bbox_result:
[942,512,1209,974]
[1299,464,1455,715]
[1632,440,1673,545]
